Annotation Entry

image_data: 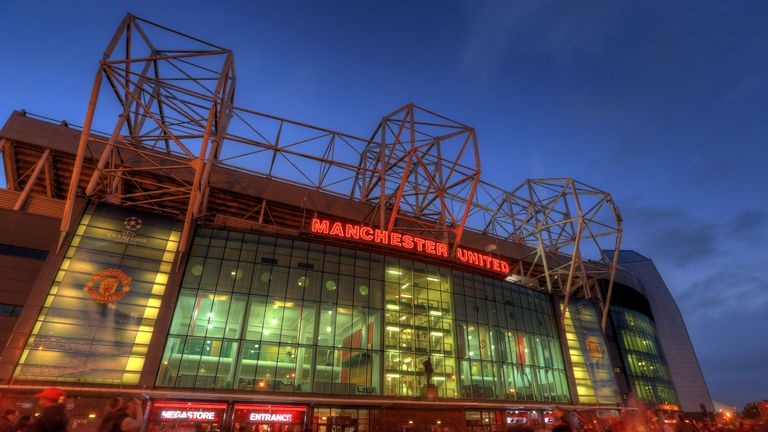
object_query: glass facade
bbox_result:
[610,306,679,406]
[15,205,181,384]
[310,407,376,432]
[453,274,569,402]
[158,228,570,403]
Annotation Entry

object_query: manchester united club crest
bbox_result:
[85,268,132,303]
[585,336,603,360]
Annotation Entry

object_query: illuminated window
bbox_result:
[610,306,679,406]
[158,228,570,404]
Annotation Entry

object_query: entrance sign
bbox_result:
[310,218,510,274]
[249,413,293,422]
[233,404,305,425]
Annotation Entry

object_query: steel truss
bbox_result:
[473,178,623,329]
[56,14,621,327]
[59,14,236,260]
[354,104,481,251]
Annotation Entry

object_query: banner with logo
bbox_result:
[14,204,181,385]
[565,299,621,405]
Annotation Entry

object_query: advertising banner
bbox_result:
[14,204,181,385]
[565,299,621,405]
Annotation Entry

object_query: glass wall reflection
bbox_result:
[157,228,570,403]
[610,306,679,406]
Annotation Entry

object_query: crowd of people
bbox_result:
[0,388,143,432]
[1,387,765,432]
[505,406,768,432]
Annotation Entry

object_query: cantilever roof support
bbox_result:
[13,149,51,211]
[57,15,131,252]
[560,216,584,327]
[1,138,18,191]
[601,227,623,332]
[58,69,106,253]
[43,152,54,197]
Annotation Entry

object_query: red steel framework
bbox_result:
[59,14,236,265]
[353,103,481,253]
[52,14,622,328]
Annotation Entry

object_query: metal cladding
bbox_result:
[55,14,622,328]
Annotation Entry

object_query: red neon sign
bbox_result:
[151,402,226,423]
[233,404,305,424]
[160,411,216,420]
[310,218,510,274]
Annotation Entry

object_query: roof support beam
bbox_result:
[58,66,105,252]
[14,149,50,211]
[1,139,18,191]
[43,152,54,197]
[601,227,623,331]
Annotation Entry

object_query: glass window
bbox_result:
[610,306,679,406]
[159,228,572,404]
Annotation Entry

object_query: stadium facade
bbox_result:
[0,14,710,432]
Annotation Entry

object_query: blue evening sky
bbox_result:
[1,0,766,407]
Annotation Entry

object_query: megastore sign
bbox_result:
[160,410,217,421]
[310,217,510,275]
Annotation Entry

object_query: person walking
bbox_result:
[96,398,142,432]
[0,410,18,432]
[552,408,574,432]
[13,415,32,432]
[30,388,68,432]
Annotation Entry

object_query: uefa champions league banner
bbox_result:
[14,204,181,385]
[568,300,621,404]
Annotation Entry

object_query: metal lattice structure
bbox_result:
[60,14,236,259]
[476,178,623,329]
[353,104,481,251]
[54,14,622,328]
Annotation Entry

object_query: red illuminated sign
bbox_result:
[310,218,510,274]
[160,411,216,420]
[151,402,226,423]
[233,404,305,424]
[249,413,293,422]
